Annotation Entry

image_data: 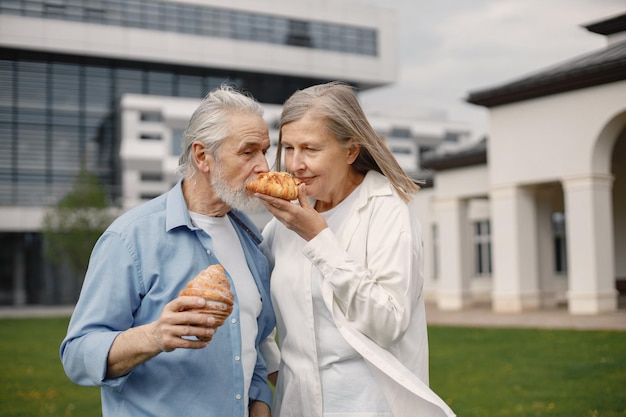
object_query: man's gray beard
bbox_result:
[211,164,265,213]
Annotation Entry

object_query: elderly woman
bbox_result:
[256,82,455,417]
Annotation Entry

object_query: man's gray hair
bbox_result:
[177,84,264,180]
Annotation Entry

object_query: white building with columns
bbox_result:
[416,12,626,315]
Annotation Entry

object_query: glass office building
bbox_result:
[0,0,394,305]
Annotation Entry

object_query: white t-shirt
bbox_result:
[190,212,262,414]
[313,186,392,416]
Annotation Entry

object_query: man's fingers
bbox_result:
[170,296,207,312]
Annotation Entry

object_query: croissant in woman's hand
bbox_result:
[246,172,301,200]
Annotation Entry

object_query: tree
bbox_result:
[42,166,114,278]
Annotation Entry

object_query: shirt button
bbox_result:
[235,394,242,400]
[231,318,237,324]
[234,355,240,361]
[206,250,211,255]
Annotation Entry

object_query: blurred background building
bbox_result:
[3,1,621,316]
[0,0,470,305]
[418,12,626,314]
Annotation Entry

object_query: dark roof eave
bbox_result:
[466,62,626,107]
[584,13,626,35]
[422,149,487,171]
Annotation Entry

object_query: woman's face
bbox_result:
[281,114,361,209]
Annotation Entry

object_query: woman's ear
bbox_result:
[192,141,213,173]
[347,140,361,165]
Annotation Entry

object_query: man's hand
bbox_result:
[145,296,219,352]
[268,371,278,387]
[106,296,219,378]
[249,400,271,417]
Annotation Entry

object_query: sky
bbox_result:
[351,0,625,140]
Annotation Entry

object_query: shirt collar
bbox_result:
[164,180,264,245]
[354,170,393,209]
[165,179,196,232]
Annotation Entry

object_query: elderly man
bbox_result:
[60,85,275,417]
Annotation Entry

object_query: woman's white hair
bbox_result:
[276,81,419,202]
[177,84,264,180]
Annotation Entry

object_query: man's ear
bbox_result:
[192,141,213,173]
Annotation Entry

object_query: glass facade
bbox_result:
[0,47,326,207]
[0,47,330,305]
[0,0,379,305]
[0,0,378,56]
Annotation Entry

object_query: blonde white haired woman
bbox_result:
[256,82,455,417]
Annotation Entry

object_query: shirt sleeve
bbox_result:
[259,219,277,268]
[248,335,274,406]
[60,231,143,391]
[259,329,280,373]
[301,199,422,348]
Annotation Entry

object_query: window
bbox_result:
[552,212,567,274]
[171,128,184,156]
[474,220,492,275]
[140,133,161,141]
[3,0,378,56]
[140,193,160,200]
[432,224,439,280]
[443,132,459,143]
[390,146,412,155]
[140,172,162,182]
[390,127,411,138]
[140,111,162,122]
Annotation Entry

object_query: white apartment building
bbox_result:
[118,94,471,228]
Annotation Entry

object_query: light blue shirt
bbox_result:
[60,180,275,416]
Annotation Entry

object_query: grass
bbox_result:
[0,317,624,417]
[0,317,100,417]
[428,326,626,417]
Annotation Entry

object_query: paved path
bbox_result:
[1,304,625,331]
[425,303,626,331]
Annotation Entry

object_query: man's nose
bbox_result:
[255,153,270,172]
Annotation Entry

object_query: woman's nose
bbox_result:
[287,150,305,172]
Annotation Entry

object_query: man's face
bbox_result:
[210,112,270,212]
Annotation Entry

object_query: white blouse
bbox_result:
[262,171,455,417]
[313,184,391,416]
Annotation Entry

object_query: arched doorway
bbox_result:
[610,125,626,308]
[591,110,626,310]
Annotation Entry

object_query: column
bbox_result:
[435,197,471,310]
[562,174,617,314]
[490,185,541,312]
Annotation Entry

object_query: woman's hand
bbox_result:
[256,184,327,241]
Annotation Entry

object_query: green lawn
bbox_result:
[0,317,100,417]
[428,326,626,417]
[1,317,624,416]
